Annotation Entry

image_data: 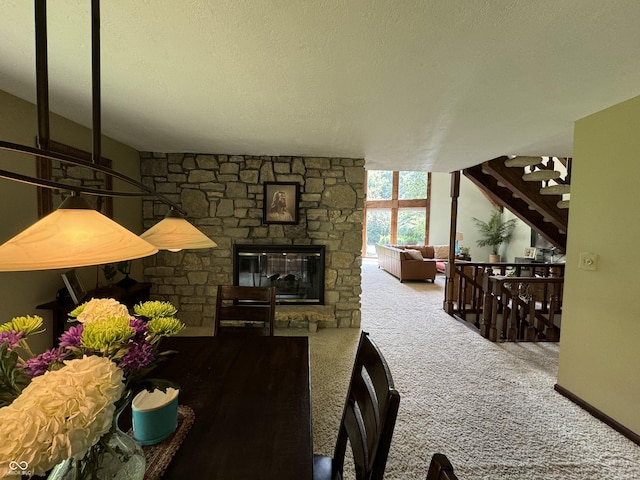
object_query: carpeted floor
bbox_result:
[280,259,640,479]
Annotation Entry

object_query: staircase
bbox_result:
[463,156,571,251]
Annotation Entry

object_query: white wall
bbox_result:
[430,173,529,261]
[557,94,640,435]
[503,210,532,262]
[0,90,143,353]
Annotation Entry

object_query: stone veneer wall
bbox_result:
[140,153,365,331]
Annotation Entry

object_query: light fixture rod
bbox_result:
[1,1,187,216]
[0,140,186,214]
[35,0,49,151]
[0,167,150,199]
[91,0,101,165]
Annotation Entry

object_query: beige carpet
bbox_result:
[280,258,640,479]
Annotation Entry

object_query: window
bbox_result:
[397,208,426,245]
[363,170,430,257]
[365,209,391,257]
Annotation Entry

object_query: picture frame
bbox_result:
[523,247,537,259]
[61,269,87,305]
[263,182,300,224]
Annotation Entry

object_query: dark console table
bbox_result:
[36,282,152,345]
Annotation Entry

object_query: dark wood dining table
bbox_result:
[153,335,313,479]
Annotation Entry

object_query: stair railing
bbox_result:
[481,274,564,342]
[445,261,564,342]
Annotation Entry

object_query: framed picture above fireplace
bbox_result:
[263,182,300,224]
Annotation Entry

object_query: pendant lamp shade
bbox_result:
[0,196,158,271]
[140,209,217,251]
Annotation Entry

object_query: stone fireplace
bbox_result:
[233,244,325,304]
[141,153,364,330]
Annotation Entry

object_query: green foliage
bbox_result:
[398,171,428,199]
[366,209,391,249]
[0,342,31,407]
[397,209,426,245]
[116,261,131,275]
[367,171,393,200]
[102,263,118,282]
[472,207,518,254]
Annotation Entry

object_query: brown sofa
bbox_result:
[376,244,448,282]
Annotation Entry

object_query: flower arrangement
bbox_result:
[0,298,185,478]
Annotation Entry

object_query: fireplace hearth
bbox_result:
[233,244,325,304]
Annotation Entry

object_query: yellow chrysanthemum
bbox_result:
[81,317,134,351]
[147,317,185,337]
[68,302,87,318]
[0,315,44,335]
[134,301,177,320]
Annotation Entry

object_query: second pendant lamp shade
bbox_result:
[0,196,158,271]
[140,209,217,251]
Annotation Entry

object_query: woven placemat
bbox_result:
[132,405,195,480]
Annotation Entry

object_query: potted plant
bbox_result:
[472,207,517,262]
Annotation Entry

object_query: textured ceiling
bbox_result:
[1,1,640,172]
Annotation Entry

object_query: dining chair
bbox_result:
[313,331,400,480]
[425,453,459,480]
[214,285,276,336]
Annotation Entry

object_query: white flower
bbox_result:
[75,298,130,324]
[0,356,124,477]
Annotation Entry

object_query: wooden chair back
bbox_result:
[426,453,459,480]
[214,285,276,336]
[333,331,400,480]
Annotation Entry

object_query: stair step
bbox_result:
[523,170,562,182]
[505,156,543,168]
[557,200,570,209]
[540,184,571,195]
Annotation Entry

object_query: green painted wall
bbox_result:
[557,94,640,435]
[0,90,143,353]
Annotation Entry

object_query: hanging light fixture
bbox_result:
[140,212,217,252]
[140,208,217,252]
[0,0,215,271]
[0,196,158,271]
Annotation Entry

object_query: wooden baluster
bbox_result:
[490,278,500,341]
[457,267,464,314]
[525,295,537,341]
[502,282,511,340]
[480,271,492,338]
[472,266,480,328]
[506,283,518,341]
[545,283,560,341]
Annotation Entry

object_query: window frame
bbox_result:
[363,170,431,257]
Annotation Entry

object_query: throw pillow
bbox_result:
[405,249,424,261]
[432,245,449,259]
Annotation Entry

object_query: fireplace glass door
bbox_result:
[233,245,325,304]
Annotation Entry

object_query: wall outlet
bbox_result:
[579,252,598,271]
